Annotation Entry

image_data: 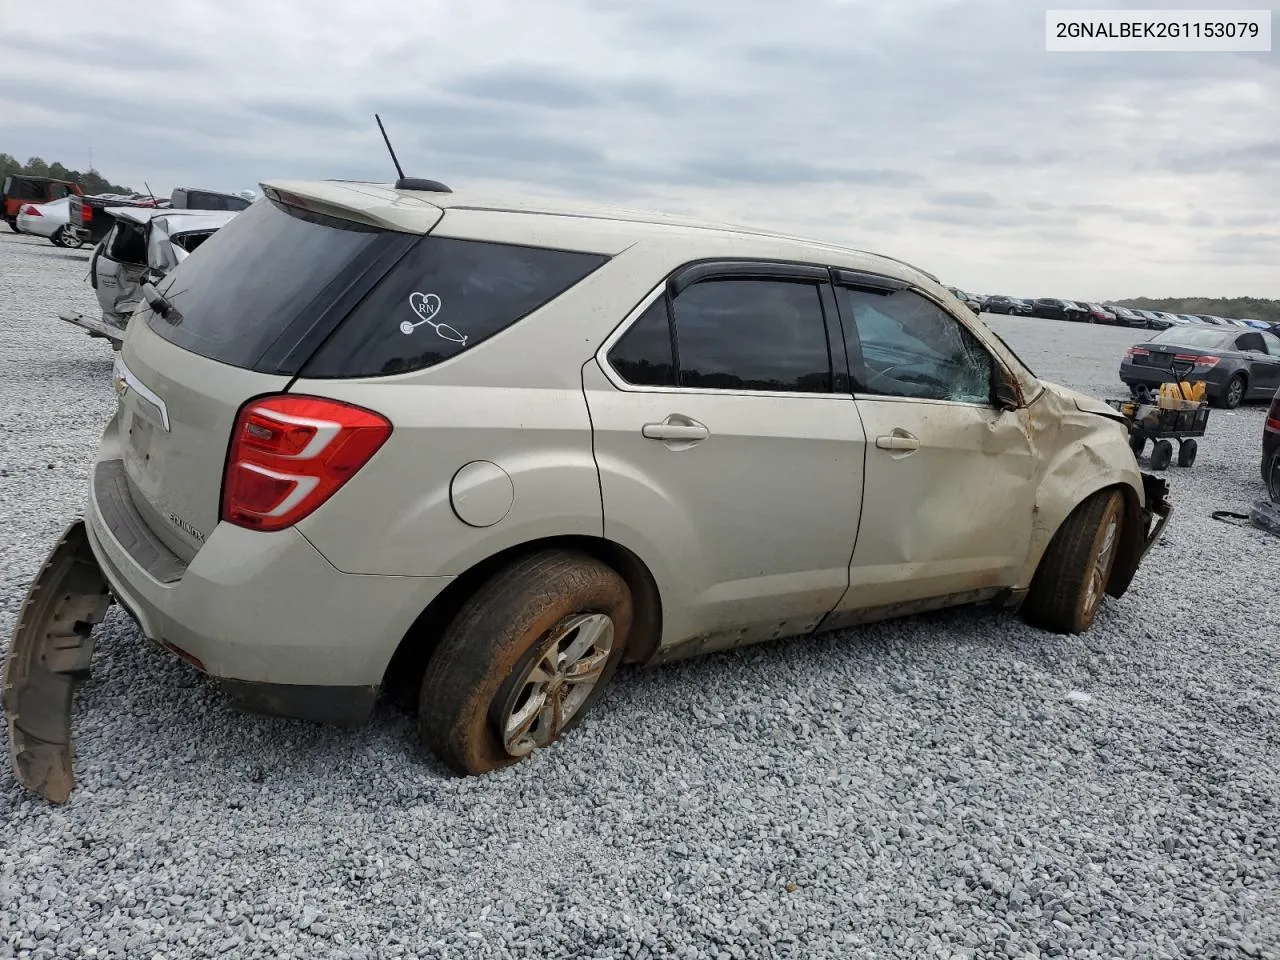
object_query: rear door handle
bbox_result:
[875,431,920,451]
[642,415,709,442]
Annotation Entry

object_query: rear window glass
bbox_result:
[146,199,391,369]
[1150,327,1232,348]
[302,237,608,378]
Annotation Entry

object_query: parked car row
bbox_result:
[968,290,1277,334]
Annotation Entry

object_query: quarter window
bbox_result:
[838,287,994,404]
[607,299,675,386]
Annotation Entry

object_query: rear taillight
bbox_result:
[221,395,392,533]
[22,204,41,217]
[1173,353,1220,368]
[1124,346,1149,359]
[80,205,92,222]
[1267,396,1280,433]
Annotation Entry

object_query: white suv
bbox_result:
[5,178,1171,801]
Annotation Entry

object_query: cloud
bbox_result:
[0,0,1275,298]
[929,192,1000,209]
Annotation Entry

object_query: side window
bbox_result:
[1236,332,1265,353]
[303,236,608,377]
[1260,332,1280,356]
[838,286,994,404]
[670,279,832,393]
[608,298,675,386]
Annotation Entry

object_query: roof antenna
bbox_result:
[374,113,405,181]
[144,181,158,206]
[374,113,452,194]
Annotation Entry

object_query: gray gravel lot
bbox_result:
[1,228,1278,960]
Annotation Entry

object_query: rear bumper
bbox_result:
[83,453,453,720]
[1119,361,1228,396]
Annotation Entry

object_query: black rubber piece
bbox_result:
[395,177,452,193]
[1177,438,1198,467]
[219,679,378,727]
[1150,439,1174,471]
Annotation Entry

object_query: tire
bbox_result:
[1176,439,1197,468]
[1022,489,1125,634]
[1215,374,1246,409]
[418,550,633,775]
[59,228,85,250]
[1150,439,1173,471]
[1129,435,1145,457]
[49,228,66,248]
[1259,450,1280,499]
[6,217,18,233]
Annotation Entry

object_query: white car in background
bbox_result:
[15,197,85,248]
[58,206,239,346]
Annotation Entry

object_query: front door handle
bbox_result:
[875,431,920,452]
[642,415,709,443]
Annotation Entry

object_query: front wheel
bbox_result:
[1022,489,1125,634]
[418,551,632,774]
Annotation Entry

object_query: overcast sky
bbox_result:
[2,0,1275,299]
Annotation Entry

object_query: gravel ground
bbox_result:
[1,228,1278,960]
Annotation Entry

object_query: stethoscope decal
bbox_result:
[400,292,467,344]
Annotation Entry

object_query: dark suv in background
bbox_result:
[170,187,253,211]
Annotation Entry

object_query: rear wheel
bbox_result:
[1216,374,1246,409]
[1177,439,1198,467]
[5,217,18,233]
[49,228,66,247]
[418,550,632,774]
[1150,439,1174,471]
[1022,489,1124,634]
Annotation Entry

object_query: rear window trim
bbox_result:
[146,200,411,375]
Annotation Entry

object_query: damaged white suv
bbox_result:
[5,178,1171,801]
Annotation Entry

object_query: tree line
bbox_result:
[0,153,133,196]
[1115,296,1280,325]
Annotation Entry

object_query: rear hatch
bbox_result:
[113,190,439,561]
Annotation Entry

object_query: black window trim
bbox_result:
[599,261,846,399]
[830,273,1010,410]
[667,258,829,297]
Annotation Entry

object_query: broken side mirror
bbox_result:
[991,366,1021,411]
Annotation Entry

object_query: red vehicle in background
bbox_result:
[2,175,83,231]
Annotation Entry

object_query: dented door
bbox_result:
[837,396,1036,610]
[827,279,1039,615]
